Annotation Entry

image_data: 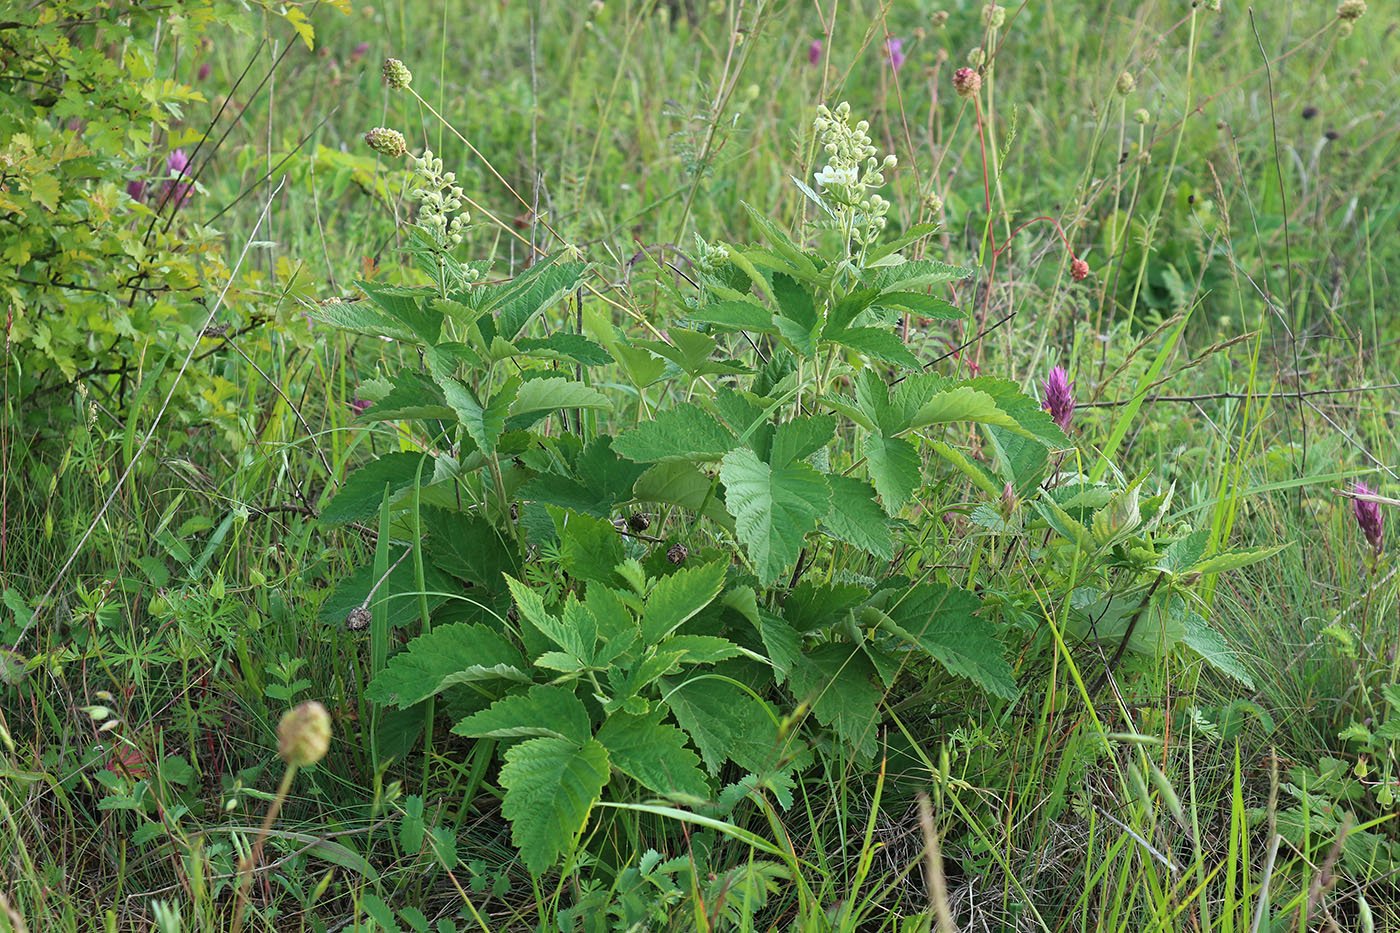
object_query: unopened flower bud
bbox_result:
[967,47,986,68]
[1071,257,1090,282]
[278,701,332,767]
[1132,107,1150,125]
[930,11,949,28]
[981,4,1006,29]
[1116,71,1136,96]
[364,127,407,157]
[382,58,412,90]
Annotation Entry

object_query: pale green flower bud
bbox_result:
[1116,72,1136,96]
[278,701,332,767]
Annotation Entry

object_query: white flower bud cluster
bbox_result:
[409,149,468,251]
[812,102,898,246]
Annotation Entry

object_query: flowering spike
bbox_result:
[364,127,407,157]
[382,57,412,90]
[1042,366,1076,431]
[1353,481,1384,554]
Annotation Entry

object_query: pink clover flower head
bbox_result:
[1071,257,1090,281]
[1353,481,1384,553]
[351,42,371,63]
[808,39,823,66]
[1041,365,1076,431]
[885,37,905,70]
[198,63,211,81]
[160,149,194,210]
[350,398,373,415]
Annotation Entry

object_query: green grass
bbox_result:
[3,1,1399,931]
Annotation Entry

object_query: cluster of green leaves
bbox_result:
[309,141,1282,877]
[0,0,330,421]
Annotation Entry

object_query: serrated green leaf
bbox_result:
[771,273,818,356]
[499,737,610,874]
[824,326,921,370]
[1182,613,1254,690]
[664,677,784,775]
[320,453,431,526]
[787,643,883,760]
[822,475,894,559]
[640,561,727,645]
[453,685,593,743]
[439,377,515,455]
[879,584,1016,699]
[874,291,961,319]
[513,333,611,366]
[863,259,973,292]
[595,711,710,798]
[510,377,611,417]
[360,281,443,343]
[1187,543,1289,576]
[660,635,746,664]
[506,576,593,661]
[550,507,624,586]
[720,448,831,586]
[686,300,778,334]
[306,298,417,342]
[496,257,587,339]
[630,462,732,527]
[613,404,738,463]
[769,415,835,468]
[357,372,455,423]
[365,623,526,708]
[863,435,921,512]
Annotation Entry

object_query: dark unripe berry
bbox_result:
[666,543,689,565]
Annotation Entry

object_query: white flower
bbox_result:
[814,164,858,188]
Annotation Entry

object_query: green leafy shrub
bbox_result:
[312,101,1277,878]
[0,0,323,420]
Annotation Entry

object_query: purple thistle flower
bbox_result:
[1353,481,1384,554]
[350,398,373,415]
[808,39,823,66]
[1041,366,1075,431]
[160,149,194,210]
[885,37,905,71]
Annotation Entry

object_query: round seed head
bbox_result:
[1337,0,1366,21]
[666,542,689,565]
[953,67,982,99]
[1071,258,1090,281]
[1116,71,1136,96]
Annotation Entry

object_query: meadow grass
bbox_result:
[2,1,1398,931]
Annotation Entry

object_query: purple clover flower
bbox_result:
[160,149,194,210]
[351,42,371,63]
[1041,365,1075,431]
[127,180,146,203]
[1353,481,1384,554]
[809,39,823,66]
[198,63,211,81]
[885,37,905,71]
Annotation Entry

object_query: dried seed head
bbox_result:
[1116,71,1136,96]
[1337,0,1366,21]
[364,127,407,157]
[382,58,412,90]
[278,701,332,768]
[345,606,372,631]
[666,543,689,565]
[952,67,982,99]
[627,513,651,532]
